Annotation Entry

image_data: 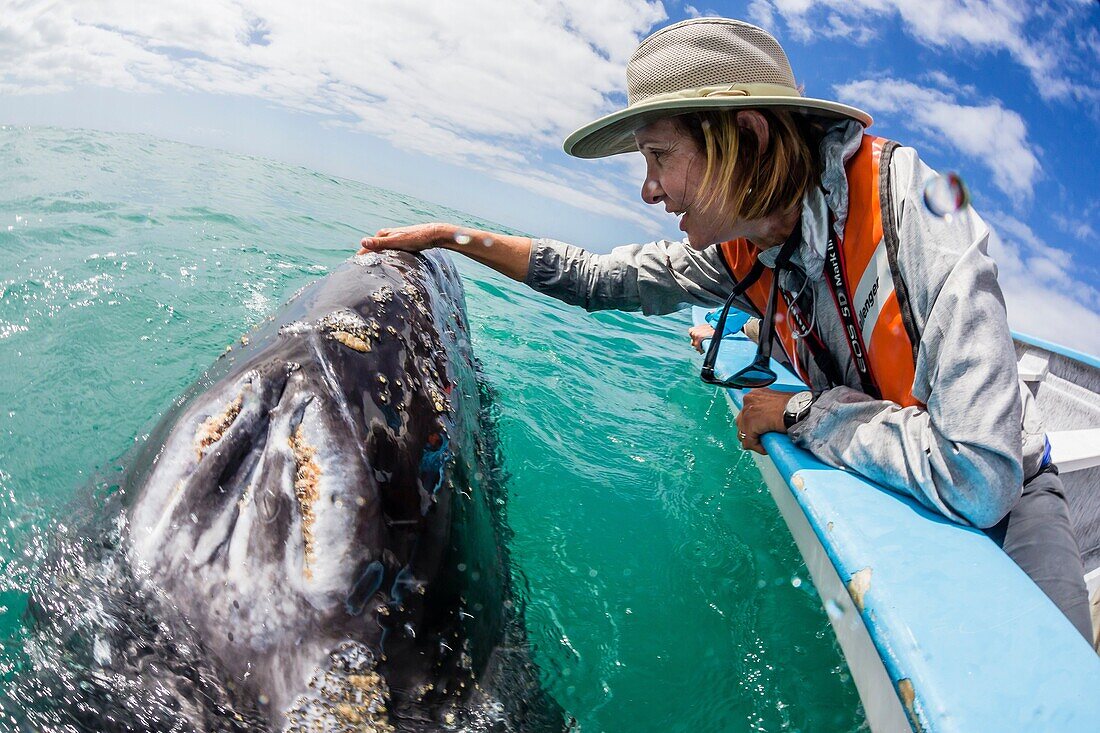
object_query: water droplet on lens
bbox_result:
[825,599,843,620]
[453,231,472,245]
[923,171,970,217]
[791,576,802,588]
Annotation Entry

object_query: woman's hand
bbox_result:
[736,388,789,454]
[359,222,458,254]
[688,324,715,353]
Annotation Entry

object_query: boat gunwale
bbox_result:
[690,306,1100,732]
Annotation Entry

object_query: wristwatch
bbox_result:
[783,391,815,429]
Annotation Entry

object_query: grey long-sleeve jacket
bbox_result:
[524,122,1044,529]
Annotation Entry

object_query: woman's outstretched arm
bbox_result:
[359,222,532,281]
[360,222,740,315]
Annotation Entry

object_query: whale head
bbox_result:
[122,251,500,727]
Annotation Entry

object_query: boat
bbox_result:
[691,306,1100,731]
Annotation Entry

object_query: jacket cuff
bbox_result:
[787,386,872,448]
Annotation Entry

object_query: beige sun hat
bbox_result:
[564,17,872,159]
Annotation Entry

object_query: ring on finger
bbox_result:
[738,431,747,440]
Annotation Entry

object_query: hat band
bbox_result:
[629,82,802,108]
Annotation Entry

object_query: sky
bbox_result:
[1,0,1098,352]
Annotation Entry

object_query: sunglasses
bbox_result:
[700,234,801,389]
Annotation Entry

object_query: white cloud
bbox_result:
[837,78,1040,203]
[492,167,657,230]
[1051,212,1099,242]
[0,0,668,226]
[746,0,778,32]
[920,70,978,98]
[822,13,875,44]
[985,211,1100,353]
[752,0,1098,105]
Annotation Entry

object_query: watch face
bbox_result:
[787,391,813,414]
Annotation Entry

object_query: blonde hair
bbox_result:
[678,109,819,223]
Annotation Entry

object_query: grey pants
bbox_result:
[986,467,1092,642]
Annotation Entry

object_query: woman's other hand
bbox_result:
[359,222,458,254]
[736,388,789,454]
[688,324,716,353]
[743,317,761,344]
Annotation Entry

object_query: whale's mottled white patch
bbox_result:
[352,252,384,267]
[279,320,313,337]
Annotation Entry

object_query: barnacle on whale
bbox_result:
[332,330,371,352]
[285,643,394,733]
[290,424,322,579]
[322,309,373,353]
[195,394,243,459]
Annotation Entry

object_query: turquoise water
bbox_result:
[0,126,861,731]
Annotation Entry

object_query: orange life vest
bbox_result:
[718,135,922,408]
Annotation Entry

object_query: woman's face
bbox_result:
[635,118,736,250]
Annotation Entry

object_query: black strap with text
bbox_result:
[821,214,880,399]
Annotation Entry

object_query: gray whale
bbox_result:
[18,251,563,732]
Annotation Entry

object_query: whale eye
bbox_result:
[345,560,385,616]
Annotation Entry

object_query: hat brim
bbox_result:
[563,96,873,159]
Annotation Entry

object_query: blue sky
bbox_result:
[1,0,1098,350]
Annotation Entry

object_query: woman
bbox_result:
[358,18,1091,639]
